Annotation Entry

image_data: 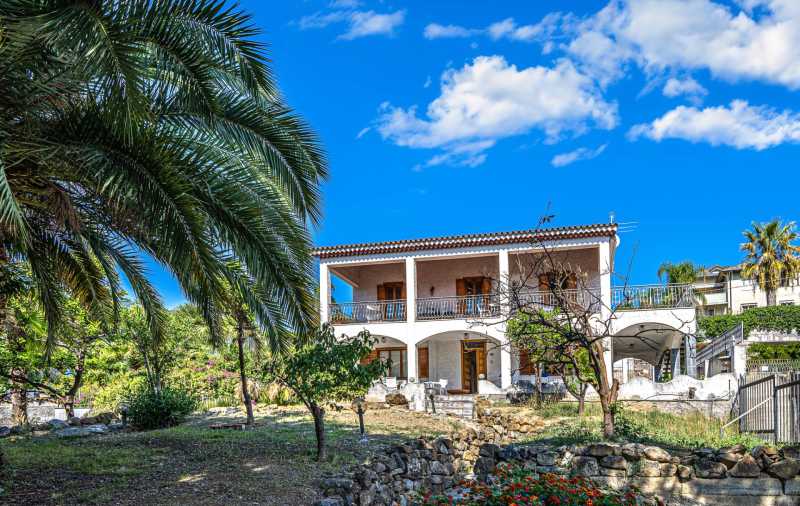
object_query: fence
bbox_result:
[747,359,800,373]
[734,373,800,443]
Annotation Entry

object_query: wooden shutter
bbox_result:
[400,283,406,299]
[360,349,379,365]
[418,347,429,379]
[477,343,487,377]
[565,273,577,290]
[538,274,551,292]
[377,284,386,301]
[456,279,466,296]
[481,277,492,295]
[519,348,534,374]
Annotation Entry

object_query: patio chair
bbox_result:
[385,377,398,390]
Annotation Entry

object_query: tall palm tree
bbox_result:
[741,220,800,306]
[0,1,326,350]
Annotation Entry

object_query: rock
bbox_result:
[385,393,408,407]
[659,463,678,477]
[600,455,627,471]
[85,424,108,434]
[48,419,69,430]
[55,427,92,438]
[473,456,495,476]
[0,426,10,438]
[783,447,800,460]
[636,459,661,477]
[585,444,615,458]
[322,478,354,492]
[767,458,800,480]
[677,465,694,481]
[68,416,82,426]
[643,446,672,463]
[314,498,344,506]
[621,443,644,460]
[92,412,115,424]
[729,454,761,478]
[695,459,727,479]
[716,451,741,469]
[536,452,556,467]
[572,456,599,477]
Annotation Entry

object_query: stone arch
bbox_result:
[612,322,686,366]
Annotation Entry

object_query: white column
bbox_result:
[500,343,512,389]
[621,358,630,384]
[498,249,512,390]
[703,360,710,379]
[732,344,748,379]
[319,262,330,325]
[405,257,416,324]
[670,348,681,379]
[406,340,418,383]
[598,240,613,383]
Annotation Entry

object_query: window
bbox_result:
[378,348,407,379]
[703,308,715,316]
[780,300,795,306]
[741,303,757,312]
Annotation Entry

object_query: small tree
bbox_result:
[264,326,387,461]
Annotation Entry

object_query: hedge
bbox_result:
[698,306,800,360]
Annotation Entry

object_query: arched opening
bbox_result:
[612,323,689,381]
[417,330,503,394]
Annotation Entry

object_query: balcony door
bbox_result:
[377,282,405,320]
[456,277,492,316]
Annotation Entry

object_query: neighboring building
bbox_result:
[694,265,800,316]
[314,223,697,394]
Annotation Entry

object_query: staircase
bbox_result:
[425,394,475,419]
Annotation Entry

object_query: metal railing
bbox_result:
[329,300,406,324]
[514,288,601,313]
[697,322,744,364]
[611,283,694,311]
[416,294,501,321]
[747,359,800,373]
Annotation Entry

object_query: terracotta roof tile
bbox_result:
[313,223,617,259]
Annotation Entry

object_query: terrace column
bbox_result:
[598,240,613,383]
[405,257,418,382]
[670,348,681,379]
[498,250,512,389]
[319,263,330,325]
[684,334,697,378]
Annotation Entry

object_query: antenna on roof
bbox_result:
[609,211,615,224]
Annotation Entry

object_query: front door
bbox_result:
[461,340,487,393]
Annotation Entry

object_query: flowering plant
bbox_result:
[420,463,661,506]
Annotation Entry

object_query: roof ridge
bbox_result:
[313,223,617,258]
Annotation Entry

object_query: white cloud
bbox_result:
[423,15,563,43]
[551,144,607,167]
[298,7,405,40]
[423,75,432,88]
[565,0,800,89]
[377,56,617,166]
[356,127,371,139]
[628,100,800,149]
[424,23,479,39]
[330,0,360,7]
[662,77,708,100]
[341,10,406,40]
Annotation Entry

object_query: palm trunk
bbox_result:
[766,289,777,307]
[311,402,326,461]
[236,318,254,425]
[10,368,28,427]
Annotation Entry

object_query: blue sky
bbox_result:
[148,0,800,306]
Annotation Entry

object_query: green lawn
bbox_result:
[0,405,462,505]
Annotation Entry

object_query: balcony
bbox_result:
[327,284,694,324]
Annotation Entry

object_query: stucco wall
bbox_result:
[415,256,498,299]
[509,248,601,290]
[423,333,502,391]
[728,274,800,313]
[335,262,405,302]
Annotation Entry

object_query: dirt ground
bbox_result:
[0,405,464,505]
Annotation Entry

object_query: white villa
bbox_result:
[694,264,800,316]
[314,223,698,397]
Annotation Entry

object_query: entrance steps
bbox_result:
[425,395,475,419]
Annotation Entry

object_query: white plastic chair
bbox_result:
[385,377,398,390]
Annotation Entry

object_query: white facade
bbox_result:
[695,265,800,316]
[315,224,697,395]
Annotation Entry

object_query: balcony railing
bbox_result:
[417,294,501,321]
[328,284,695,323]
[514,288,601,313]
[329,300,406,324]
[611,284,694,311]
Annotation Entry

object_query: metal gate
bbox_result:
[735,373,800,443]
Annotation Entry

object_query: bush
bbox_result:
[89,374,146,413]
[126,386,197,430]
[420,463,657,505]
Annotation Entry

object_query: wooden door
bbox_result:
[377,282,404,320]
[461,340,487,393]
[418,347,429,380]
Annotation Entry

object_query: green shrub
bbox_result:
[89,374,146,413]
[126,386,197,430]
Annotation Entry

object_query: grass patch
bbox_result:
[521,402,766,450]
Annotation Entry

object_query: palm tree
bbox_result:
[0,1,326,350]
[741,220,800,306]
[657,261,701,284]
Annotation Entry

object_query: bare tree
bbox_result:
[482,216,695,438]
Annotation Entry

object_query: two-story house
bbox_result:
[314,223,697,396]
